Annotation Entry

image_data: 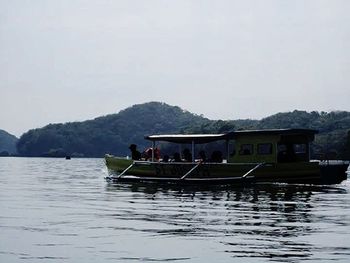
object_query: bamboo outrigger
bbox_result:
[105,129,349,185]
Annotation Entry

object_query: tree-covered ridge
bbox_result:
[0,129,18,155]
[16,103,350,159]
[17,102,210,157]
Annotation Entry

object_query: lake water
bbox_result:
[0,158,349,263]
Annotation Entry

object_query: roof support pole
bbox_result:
[275,142,278,163]
[152,141,155,162]
[191,140,195,163]
[226,140,229,162]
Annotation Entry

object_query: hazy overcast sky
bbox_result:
[1,0,349,136]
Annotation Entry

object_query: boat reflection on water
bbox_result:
[105,182,350,262]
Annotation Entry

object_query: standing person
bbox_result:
[129,144,141,160]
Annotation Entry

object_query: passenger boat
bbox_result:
[104,129,349,185]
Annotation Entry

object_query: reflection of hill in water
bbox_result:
[105,183,349,262]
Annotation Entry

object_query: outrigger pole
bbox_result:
[118,162,136,179]
[181,162,201,180]
[241,162,265,178]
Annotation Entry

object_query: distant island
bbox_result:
[1,102,349,159]
[0,129,18,156]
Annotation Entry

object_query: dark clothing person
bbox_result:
[162,155,169,162]
[199,150,207,162]
[183,148,192,162]
[129,144,141,160]
[173,152,182,162]
[211,150,223,163]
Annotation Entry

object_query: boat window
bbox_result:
[293,143,308,161]
[278,144,287,152]
[257,143,273,155]
[293,144,307,154]
[239,144,253,155]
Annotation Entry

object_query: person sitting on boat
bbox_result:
[210,150,223,163]
[183,148,192,162]
[143,147,160,161]
[129,144,141,160]
[162,155,169,162]
[198,150,207,162]
[173,152,182,162]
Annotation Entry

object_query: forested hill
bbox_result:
[17,102,211,157]
[0,129,18,155]
[16,102,350,159]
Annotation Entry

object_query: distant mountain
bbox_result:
[16,102,350,159]
[0,129,18,155]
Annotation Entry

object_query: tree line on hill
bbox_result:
[11,102,350,159]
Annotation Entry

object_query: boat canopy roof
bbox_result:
[232,129,318,137]
[144,133,234,144]
[145,129,318,144]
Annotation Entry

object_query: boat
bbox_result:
[104,129,349,185]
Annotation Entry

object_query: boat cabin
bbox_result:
[229,129,317,164]
[145,129,317,164]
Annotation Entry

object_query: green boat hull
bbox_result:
[105,155,348,185]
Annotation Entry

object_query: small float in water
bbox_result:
[105,129,348,185]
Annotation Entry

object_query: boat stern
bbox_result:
[319,161,349,184]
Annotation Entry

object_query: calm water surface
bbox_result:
[0,157,349,262]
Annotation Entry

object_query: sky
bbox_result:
[1,0,349,137]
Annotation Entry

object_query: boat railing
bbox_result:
[311,159,350,166]
[116,160,269,180]
[131,160,271,166]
